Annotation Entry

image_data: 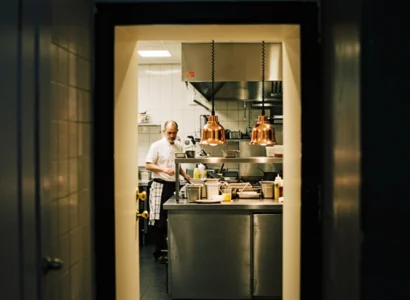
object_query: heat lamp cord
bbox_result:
[211,40,215,116]
[261,40,265,116]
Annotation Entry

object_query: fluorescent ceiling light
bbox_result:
[138,50,171,57]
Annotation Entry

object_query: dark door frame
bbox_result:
[94,2,322,299]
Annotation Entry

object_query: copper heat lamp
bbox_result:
[200,40,226,146]
[249,41,276,146]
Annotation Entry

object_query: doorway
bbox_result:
[94,2,322,300]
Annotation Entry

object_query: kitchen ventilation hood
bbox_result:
[181,43,283,106]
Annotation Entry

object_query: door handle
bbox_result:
[43,256,64,274]
[136,188,147,201]
[136,210,149,220]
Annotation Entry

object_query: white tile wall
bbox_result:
[48,0,93,297]
[137,64,283,173]
[138,125,161,166]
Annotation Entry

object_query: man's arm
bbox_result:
[179,166,191,180]
[146,162,175,176]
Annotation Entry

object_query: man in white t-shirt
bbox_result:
[145,120,190,263]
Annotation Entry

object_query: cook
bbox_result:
[145,120,191,263]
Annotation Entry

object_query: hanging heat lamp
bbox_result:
[249,41,276,146]
[200,40,226,146]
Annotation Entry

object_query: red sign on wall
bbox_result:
[186,71,195,78]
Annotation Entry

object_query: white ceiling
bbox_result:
[137,40,182,64]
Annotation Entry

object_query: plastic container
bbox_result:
[190,178,207,198]
[186,184,203,202]
[273,145,283,157]
[260,181,274,198]
[265,146,275,157]
[220,186,232,202]
[205,182,221,200]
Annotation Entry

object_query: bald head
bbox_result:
[163,120,179,144]
[163,120,178,131]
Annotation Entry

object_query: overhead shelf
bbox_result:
[175,156,283,164]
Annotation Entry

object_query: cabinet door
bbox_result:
[168,212,251,299]
[253,213,282,297]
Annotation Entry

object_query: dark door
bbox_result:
[94,2,322,300]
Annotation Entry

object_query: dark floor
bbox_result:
[140,243,171,300]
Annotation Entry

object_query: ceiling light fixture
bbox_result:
[249,41,276,146]
[137,50,171,57]
[200,40,226,146]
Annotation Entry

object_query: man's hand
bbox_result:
[163,168,175,176]
[185,174,192,180]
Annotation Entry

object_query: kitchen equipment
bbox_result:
[175,152,186,158]
[257,167,278,181]
[222,171,239,183]
[205,181,221,200]
[221,150,240,158]
[140,170,150,181]
[186,184,203,202]
[182,43,282,104]
[185,150,196,158]
[205,178,220,183]
[195,199,221,204]
[272,145,283,157]
[265,146,275,157]
[220,185,232,202]
[187,135,196,145]
[199,149,210,156]
[238,191,260,199]
[183,137,196,152]
[222,170,239,178]
[260,181,274,198]
[138,111,149,123]
[190,178,207,198]
[229,131,242,139]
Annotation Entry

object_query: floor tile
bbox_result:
[140,244,171,300]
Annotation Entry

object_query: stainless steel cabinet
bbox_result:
[168,211,252,299]
[253,213,283,298]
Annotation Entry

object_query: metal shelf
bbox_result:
[175,156,283,164]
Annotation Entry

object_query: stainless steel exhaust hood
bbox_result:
[181,43,283,105]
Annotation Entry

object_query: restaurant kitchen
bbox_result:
[136,40,289,299]
[137,42,284,182]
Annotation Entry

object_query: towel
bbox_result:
[149,181,163,225]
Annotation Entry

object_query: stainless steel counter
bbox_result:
[164,198,283,212]
[165,196,283,299]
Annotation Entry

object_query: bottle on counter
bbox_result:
[279,178,283,198]
[274,174,282,201]
[193,165,201,179]
[198,163,207,178]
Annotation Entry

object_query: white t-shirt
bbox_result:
[145,137,184,182]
